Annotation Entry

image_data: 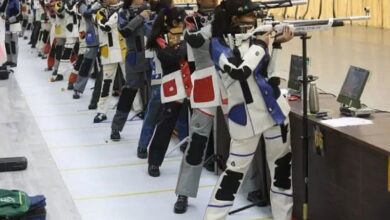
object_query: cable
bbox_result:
[361,103,390,114]
[317,87,336,97]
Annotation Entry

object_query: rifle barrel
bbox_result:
[333,15,371,22]
[254,0,307,9]
[285,15,370,25]
[175,3,197,10]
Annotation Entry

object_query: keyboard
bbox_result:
[339,106,375,118]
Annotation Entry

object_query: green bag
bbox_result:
[0,189,31,217]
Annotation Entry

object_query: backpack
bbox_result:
[0,189,31,217]
[0,67,13,80]
[0,190,46,220]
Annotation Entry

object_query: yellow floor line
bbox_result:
[60,157,182,172]
[74,184,215,201]
[49,140,138,150]
[34,109,116,118]
[249,217,273,220]
[35,111,96,118]
[27,100,90,107]
[41,121,141,132]
[42,125,111,132]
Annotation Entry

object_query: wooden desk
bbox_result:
[290,96,390,220]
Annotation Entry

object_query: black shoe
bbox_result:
[137,148,147,159]
[67,83,74,90]
[174,195,188,214]
[88,103,97,110]
[180,142,188,153]
[136,111,145,120]
[24,36,28,40]
[148,164,160,177]
[31,45,36,48]
[203,161,215,173]
[50,74,63,82]
[112,90,120,97]
[247,190,268,207]
[93,113,107,123]
[73,91,80,99]
[9,63,17,68]
[111,130,121,141]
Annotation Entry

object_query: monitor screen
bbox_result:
[337,66,370,108]
[288,55,309,92]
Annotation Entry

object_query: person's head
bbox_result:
[102,0,118,6]
[166,13,184,46]
[197,0,218,10]
[146,7,186,49]
[131,0,144,6]
[212,0,258,37]
[150,0,173,12]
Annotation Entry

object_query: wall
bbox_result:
[270,0,390,29]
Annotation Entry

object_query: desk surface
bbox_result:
[288,95,390,155]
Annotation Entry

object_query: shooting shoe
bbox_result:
[148,165,160,177]
[93,113,107,123]
[137,147,147,159]
[247,189,268,207]
[111,130,121,141]
[174,195,188,214]
[73,91,80,99]
[88,103,97,110]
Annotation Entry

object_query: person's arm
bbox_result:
[157,47,180,68]
[183,16,211,49]
[156,42,186,74]
[55,1,64,18]
[118,7,149,37]
[7,0,21,23]
[213,37,268,82]
[96,8,117,32]
[0,0,9,13]
[267,27,294,98]
[80,1,100,17]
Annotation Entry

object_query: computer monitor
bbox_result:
[337,66,370,108]
[288,55,310,92]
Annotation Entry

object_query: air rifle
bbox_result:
[248,7,371,37]
[175,0,307,11]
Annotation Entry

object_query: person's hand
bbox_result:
[256,30,272,46]
[140,10,150,20]
[184,16,196,32]
[274,26,294,44]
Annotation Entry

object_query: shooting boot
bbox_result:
[148,164,160,177]
[93,113,107,123]
[137,147,147,159]
[174,195,188,214]
[110,129,121,141]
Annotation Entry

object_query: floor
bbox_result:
[1,25,389,220]
[0,69,81,219]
